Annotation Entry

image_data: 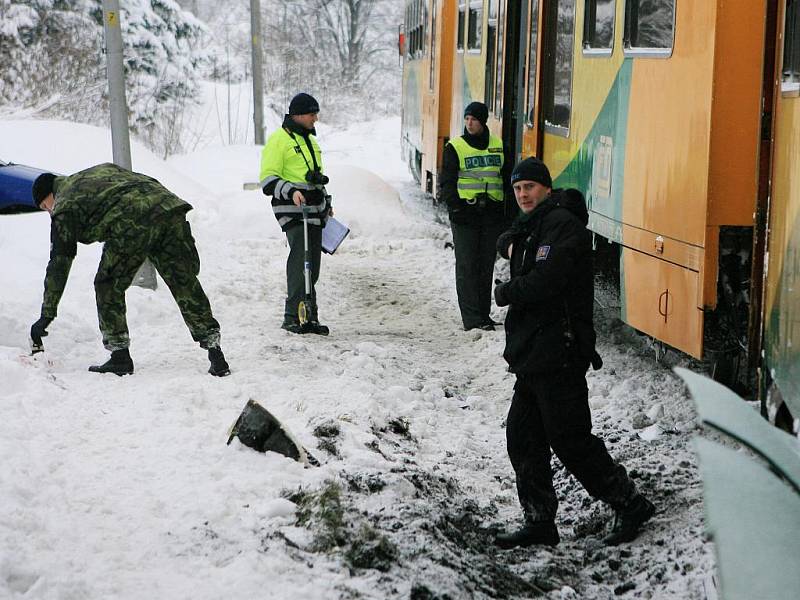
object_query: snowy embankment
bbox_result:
[0,117,712,599]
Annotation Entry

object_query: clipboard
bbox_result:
[322,216,350,254]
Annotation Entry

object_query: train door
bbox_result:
[499,0,526,164]
[485,0,527,218]
[520,0,574,165]
[521,0,544,160]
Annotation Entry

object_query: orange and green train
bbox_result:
[401,0,800,429]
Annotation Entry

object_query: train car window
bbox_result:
[485,0,499,107]
[412,1,416,55]
[494,0,507,116]
[623,0,675,56]
[410,1,416,59]
[526,0,541,127]
[404,4,410,58]
[458,1,466,52]
[468,0,483,51]
[405,0,427,60]
[543,0,575,134]
[783,0,800,93]
[583,0,615,54]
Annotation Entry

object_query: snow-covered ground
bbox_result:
[0,117,713,599]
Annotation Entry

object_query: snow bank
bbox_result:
[0,116,712,600]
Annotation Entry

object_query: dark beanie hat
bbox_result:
[464,101,488,126]
[511,157,552,188]
[288,93,320,115]
[32,172,56,206]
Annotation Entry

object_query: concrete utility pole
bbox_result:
[102,0,132,170]
[102,0,157,289]
[250,0,265,145]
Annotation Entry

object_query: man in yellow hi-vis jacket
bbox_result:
[439,101,512,331]
[259,93,331,335]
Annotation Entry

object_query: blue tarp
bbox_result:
[0,161,49,213]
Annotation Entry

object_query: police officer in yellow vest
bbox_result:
[260,92,331,335]
[440,101,511,331]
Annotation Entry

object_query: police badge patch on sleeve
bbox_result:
[536,245,551,261]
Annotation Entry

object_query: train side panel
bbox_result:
[401,0,426,184]
[765,1,800,421]
[450,2,501,140]
[401,0,456,194]
[533,1,764,358]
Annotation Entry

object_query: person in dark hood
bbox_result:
[439,101,511,331]
[260,92,331,335]
[493,157,655,548]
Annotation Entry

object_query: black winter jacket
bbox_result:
[495,189,600,375]
[438,127,511,225]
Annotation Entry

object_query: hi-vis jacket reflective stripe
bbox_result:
[260,127,328,228]
[447,134,505,202]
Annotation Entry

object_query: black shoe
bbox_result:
[465,320,499,332]
[603,494,656,546]
[495,521,560,549]
[208,347,230,377]
[281,320,306,334]
[88,349,134,376]
[305,321,330,336]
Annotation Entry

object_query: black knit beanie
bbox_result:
[288,93,320,115]
[511,157,552,188]
[32,172,56,206]
[464,101,488,126]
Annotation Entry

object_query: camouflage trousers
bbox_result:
[94,212,221,351]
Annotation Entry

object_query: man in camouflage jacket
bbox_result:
[28,163,230,377]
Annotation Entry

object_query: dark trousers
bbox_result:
[284,222,322,323]
[450,219,505,329]
[506,368,636,522]
[95,215,220,351]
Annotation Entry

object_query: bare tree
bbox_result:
[310,0,376,86]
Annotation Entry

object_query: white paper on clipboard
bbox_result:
[322,217,350,254]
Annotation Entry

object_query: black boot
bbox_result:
[305,320,330,336]
[208,347,230,377]
[281,319,306,334]
[495,521,560,549]
[603,494,656,546]
[88,348,134,376]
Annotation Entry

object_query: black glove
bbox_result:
[496,231,515,258]
[494,282,510,307]
[30,316,53,350]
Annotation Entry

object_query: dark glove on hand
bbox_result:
[494,282,510,307]
[496,231,514,258]
[30,316,53,347]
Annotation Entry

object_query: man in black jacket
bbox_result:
[439,101,511,331]
[493,157,655,548]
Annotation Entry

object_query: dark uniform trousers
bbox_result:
[506,365,636,523]
[451,219,505,329]
[284,222,322,322]
[94,212,220,351]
